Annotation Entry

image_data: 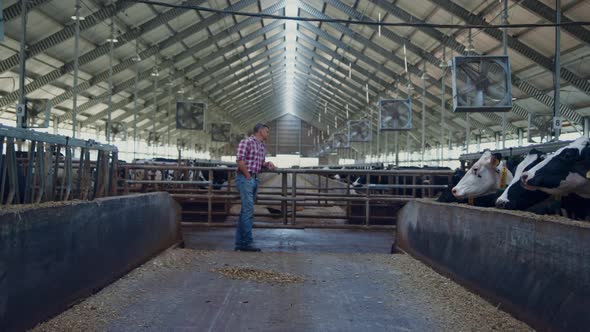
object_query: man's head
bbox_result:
[253,123,270,141]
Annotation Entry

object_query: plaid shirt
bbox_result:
[236,135,266,174]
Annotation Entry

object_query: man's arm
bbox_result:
[237,160,251,179]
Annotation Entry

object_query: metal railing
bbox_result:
[120,163,453,226]
[0,125,118,205]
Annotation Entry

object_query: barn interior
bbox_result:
[1,0,590,331]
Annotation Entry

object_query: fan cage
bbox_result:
[348,120,372,142]
[176,101,206,130]
[379,98,413,131]
[25,98,51,128]
[332,133,350,149]
[451,55,512,113]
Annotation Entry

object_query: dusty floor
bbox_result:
[32,229,532,332]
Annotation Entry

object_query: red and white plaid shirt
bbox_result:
[236,135,266,174]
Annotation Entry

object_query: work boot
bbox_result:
[235,246,262,252]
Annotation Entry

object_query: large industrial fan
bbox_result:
[379,98,412,131]
[210,123,231,142]
[332,133,350,149]
[348,120,371,142]
[176,101,206,130]
[110,122,127,141]
[26,98,51,128]
[451,56,512,112]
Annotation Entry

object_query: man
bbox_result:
[235,123,276,252]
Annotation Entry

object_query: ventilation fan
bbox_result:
[26,98,51,128]
[110,122,127,141]
[176,101,206,130]
[332,133,350,149]
[148,131,162,146]
[348,120,371,142]
[210,123,231,142]
[451,55,512,112]
[379,98,412,131]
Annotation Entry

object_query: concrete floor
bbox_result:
[35,228,530,332]
[182,227,394,253]
[102,251,440,332]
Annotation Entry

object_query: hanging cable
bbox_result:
[124,0,590,29]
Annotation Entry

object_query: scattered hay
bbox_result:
[0,200,84,215]
[211,266,305,284]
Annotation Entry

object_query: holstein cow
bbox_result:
[496,149,550,210]
[520,137,590,220]
[451,150,513,207]
[521,137,590,198]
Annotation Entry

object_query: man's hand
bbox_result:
[266,161,277,171]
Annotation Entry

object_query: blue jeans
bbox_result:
[235,174,258,248]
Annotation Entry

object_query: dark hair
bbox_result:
[253,123,269,133]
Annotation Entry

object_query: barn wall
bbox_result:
[396,200,590,332]
[0,192,181,332]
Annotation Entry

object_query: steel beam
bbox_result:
[518,0,590,46]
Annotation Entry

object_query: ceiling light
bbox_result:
[150,68,159,77]
[106,38,118,43]
[71,15,85,21]
[132,54,141,62]
[177,87,185,94]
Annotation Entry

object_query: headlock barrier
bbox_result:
[0,124,119,205]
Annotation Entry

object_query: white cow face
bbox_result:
[452,151,500,199]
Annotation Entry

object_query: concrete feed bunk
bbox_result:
[0,193,181,332]
[396,200,590,332]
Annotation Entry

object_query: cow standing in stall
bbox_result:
[450,150,513,207]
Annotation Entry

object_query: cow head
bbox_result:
[452,150,504,199]
[496,149,547,209]
[521,137,590,195]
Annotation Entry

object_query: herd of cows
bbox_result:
[323,137,590,221]
[440,137,590,220]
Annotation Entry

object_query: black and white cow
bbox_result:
[495,149,550,210]
[521,137,590,198]
[197,164,230,190]
[452,150,513,200]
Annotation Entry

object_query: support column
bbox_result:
[553,0,562,141]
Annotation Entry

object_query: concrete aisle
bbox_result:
[182,227,394,253]
[33,229,531,332]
